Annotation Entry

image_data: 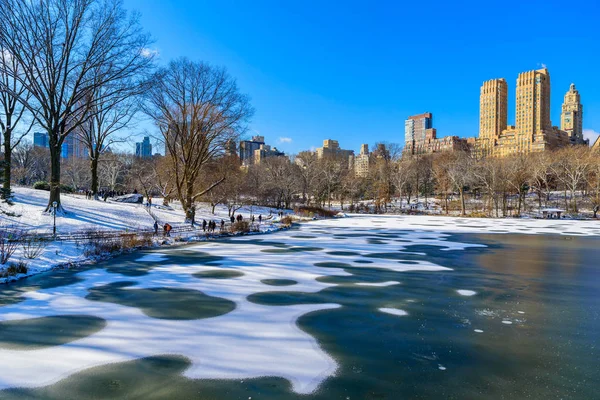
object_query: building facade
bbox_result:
[239,135,265,165]
[316,139,354,159]
[253,143,285,164]
[135,136,153,158]
[561,83,584,144]
[404,113,432,150]
[62,134,88,159]
[352,144,370,178]
[403,113,469,156]
[33,132,48,148]
[476,68,586,157]
[478,78,508,156]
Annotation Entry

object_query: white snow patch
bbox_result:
[457,290,477,296]
[474,329,484,333]
[502,320,513,325]
[518,311,525,314]
[438,365,447,371]
[379,308,408,317]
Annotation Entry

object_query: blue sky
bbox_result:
[124,0,600,153]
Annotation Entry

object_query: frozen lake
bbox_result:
[0,215,599,399]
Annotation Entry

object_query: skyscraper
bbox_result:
[135,136,152,158]
[403,113,468,156]
[33,132,48,148]
[239,135,265,165]
[404,113,432,149]
[515,68,552,153]
[477,68,575,157]
[478,78,507,155]
[561,83,584,144]
[61,134,88,159]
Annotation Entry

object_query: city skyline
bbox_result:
[121,0,600,153]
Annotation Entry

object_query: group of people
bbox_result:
[153,221,172,237]
[202,219,224,233]
[153,209,270,239]
[84,189,135,201]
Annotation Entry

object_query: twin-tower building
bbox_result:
[477,67,586,157]
[404,67,587,158]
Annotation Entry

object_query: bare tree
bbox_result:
[529,151,553,209]
[0,43,35,200]
[551,146,592,212]
[143,58,254,220]
[432,153,453,214]
[446,151,473,216]
[77,92,144,199]
[99,152,127,192]
[0,0,153,212]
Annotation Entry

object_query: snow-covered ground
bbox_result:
[1,187,288,234]
[0,187,288,284]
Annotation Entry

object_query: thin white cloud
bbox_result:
[583,129,600,145]
[140,48,159,58]
[278,137,292,144]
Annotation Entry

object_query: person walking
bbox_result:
[221,219,225,232]
[164,223,172,237]
[148,196,152,209]
[153,220,158,236]
[230,215,235,224]
[258,214,262,224]
[202,219,207,232]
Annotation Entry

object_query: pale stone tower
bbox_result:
[479,78,508,155]
[561,83,584,144]
[515,68,551,152]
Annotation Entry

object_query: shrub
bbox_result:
[294,206,337,218]
[121,232,153,249]
[33,181,50,191]
[21,234,49,259]
[3,260,27,276]
[280,216,293,227]
[60,184,74,193]
[230,221,250,234]
[0,227,22,264]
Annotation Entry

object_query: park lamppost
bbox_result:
[52,201,58,238]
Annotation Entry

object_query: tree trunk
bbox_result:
[2,129,12,200]
[90,157,99,197]
[459,188,466,216]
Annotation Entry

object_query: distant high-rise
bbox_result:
[61,134,87,159]
[404,113,432,149]
[561,83,584,144]
[403,113,468,156]
[239,135,265,165]
[353,144,370,178]
[316,139,354,159]
[135,136,152,158]
[514,68,552,153]
[33,132,49,148]
[478,78,508,155]
[224,139,237,157]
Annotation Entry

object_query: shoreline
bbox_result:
[0,223,292,286]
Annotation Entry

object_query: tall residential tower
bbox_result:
[561,83,584,144]
[478,78,508,156]
[514,68,552,153]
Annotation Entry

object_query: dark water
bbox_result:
[1,231,599,400]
